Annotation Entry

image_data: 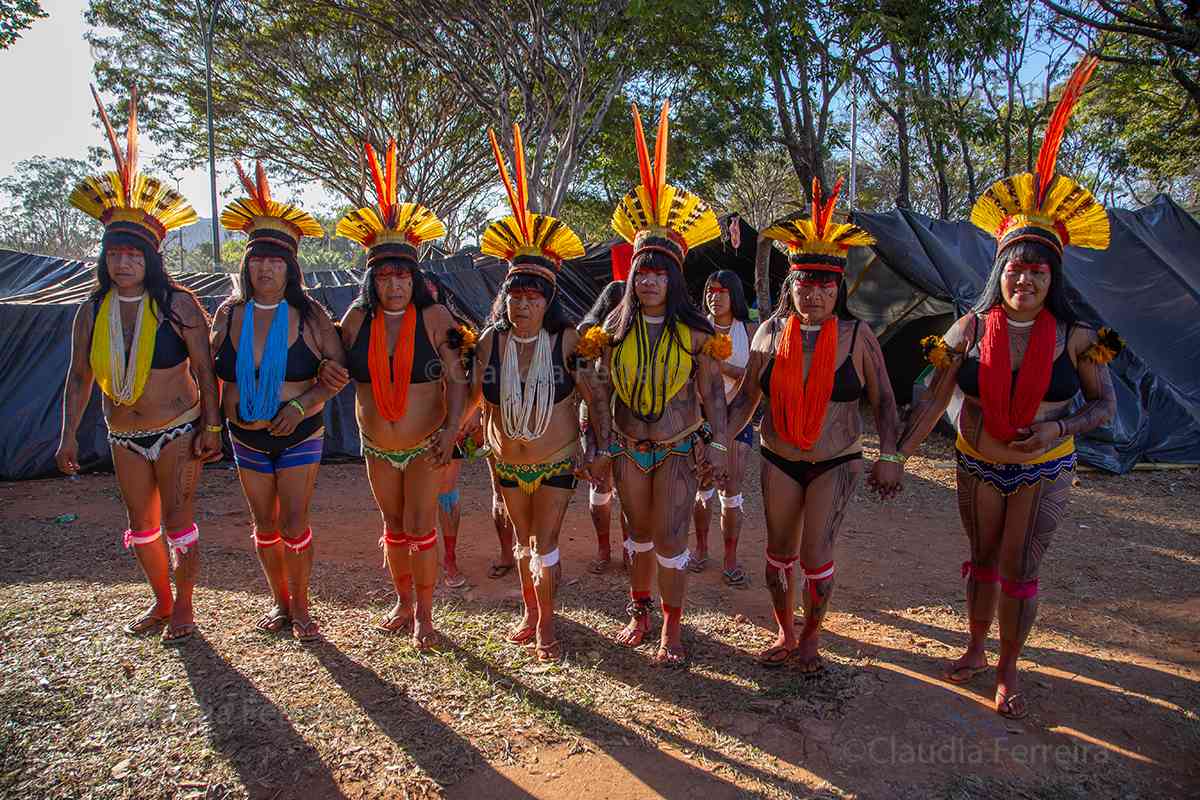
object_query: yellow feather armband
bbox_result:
[703,333,733,361]
[447,324,478,367]
[575,326,612,361]
[1080,327,1124,365]
[920,335,956,371]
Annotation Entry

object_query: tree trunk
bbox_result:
[754,234,773,317]
[892,43,912,209]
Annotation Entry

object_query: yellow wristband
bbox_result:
[205,424,223,434]
[288,398,306,415]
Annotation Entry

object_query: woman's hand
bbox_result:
[193,429,224,463]
[868,459,903,501]
[428,426,456,467]
[268,402,305,437]
[1011,421,1060,454]
[317,359,350,394]
[706,445,729,490]
[55,440,79,475]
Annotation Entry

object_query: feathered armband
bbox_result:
[575,326,612,361]
[1080,327,1124,365]
[921,336,956,371]
[702,333,733,361]
[446,324,478,367]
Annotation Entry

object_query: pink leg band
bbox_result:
[282,528,313,552]
[166,523,199,567]
[1001,577,1039,599]
[962,561,999,583]
[252,528,282,547]
[123,527,162,549]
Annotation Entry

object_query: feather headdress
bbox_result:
[335,139,446,266]
[761,176,875,273]
[611,101,720,267]
[480,123,584,284]
[971,56,1109,256]
[69,85,198,250]
[220,160,323,254]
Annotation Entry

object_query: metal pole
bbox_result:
[849,74,858,211]
[203,0,224,270]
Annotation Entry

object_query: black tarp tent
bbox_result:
[846,194,1200,473]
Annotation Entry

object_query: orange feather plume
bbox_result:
[631,103,657,213]
[512,123,529,233]
[652,101,669,205]
[811,176,844,239]
[364,141,393,226]
[385,138,397,212]
[90,84,128,202]
[488,126,529,242]
[1036,55,1099,205]
[125,86,139,196]
[255,161,271,206]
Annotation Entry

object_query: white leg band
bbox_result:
[624,538,655,557]
[513,542,532,561]
[718,493,743,509]
[589,486,613,506]
[656,549,691,571]
[530,547,561,585]
[696,488,715,502]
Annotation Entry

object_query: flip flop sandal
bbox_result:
[757,644,796,668]
[996,691,1028,720]
[162,623,197,645]
[123,611,170,636]
[507,624,537,645]
[292,620,321,642]
[942,663,990,684]
[488,562,515,579]
[376,612,412,634]
[722,567,748,587]
[653,645,689,669]
[535,640,563,663]
[412,630,439,651]
[255,610,292,634]
[444,572,468,589]
[687,555,710,574]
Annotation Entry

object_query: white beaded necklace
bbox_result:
[642,313,665,324]
[501,329,555,440]
[1007,317,1036,329]
[252,300,281,310]
[108,291,148,403]
[383,307,406,317]
[117,292,146,303]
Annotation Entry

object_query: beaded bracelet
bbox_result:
[877,453,907,465]
[709,441,728,453]
[288,398,306,415]
[205,424,223,434]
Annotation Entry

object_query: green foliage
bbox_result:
[0,157,100,259]
[0,0,45,49]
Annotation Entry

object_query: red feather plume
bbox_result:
[255,161,271,206]
[384,138,398,217]
[364,141,391,225]
[125,86,139,198]
[234,160,258,201]
[489,127,528,242]
[1036,55,1098,205]
[90,84,129,202]
[652,101,669,206]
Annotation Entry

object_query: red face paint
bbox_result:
[1003,261,1051,279]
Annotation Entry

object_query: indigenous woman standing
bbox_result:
[330,140,466,647]
[592,103,732,666]
[211,162,346,642]
[464,124,602,662]
[691,270,757,586]
[896,58,1118,719]
[577,280,629,574]
[57,87,221,643]
[727,177,902,673]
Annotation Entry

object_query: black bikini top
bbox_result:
[481,328,575,406]
[346,305,442,385]
[760,319,863,403]
[92,294,190,370]
[213,304,322,383]
[956,316,1081,403]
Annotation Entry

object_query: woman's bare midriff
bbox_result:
[357,380,446,449]
[104,360,200,433]
[612,381,703,446]
[221,378,322,430]
[957,395,1073,463]
[485,399,579,464]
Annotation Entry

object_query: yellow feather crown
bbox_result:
[68,85,198,249]
[970,57,1109,254]
[611,102,720,262]
[480,124,583,282]
[761,176,875,271]
[220,160,324,250]
[335,139,446,256]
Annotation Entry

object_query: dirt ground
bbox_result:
[1,433,1197,799]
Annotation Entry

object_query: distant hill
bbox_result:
[162,219,235,251]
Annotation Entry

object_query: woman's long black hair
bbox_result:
[971,239,1080,324]
[90,238,192,328]
[610,250,715,344]
[486,271,570,334]
[352,258,435,318]
[237,246,317,323]
[578,280,626,332]
[422,269,473,325]
[770,269,855,323]
[703,269,751,322]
